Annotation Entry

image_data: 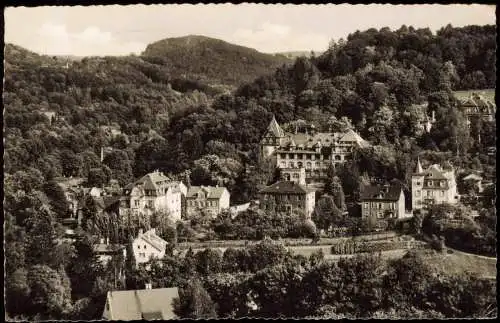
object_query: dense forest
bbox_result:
[3,24,497,320]
[142,35,291,87]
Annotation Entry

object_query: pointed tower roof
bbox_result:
[266,115,285,138]
[414,157,424,174]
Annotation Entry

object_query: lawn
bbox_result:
[425,249,497,279]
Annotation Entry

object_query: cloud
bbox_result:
[229,22,329,53]
[34,22,145,56]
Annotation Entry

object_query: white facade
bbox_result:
[120,172,186,221]
[412,160,459,211]
[132,228,167,264]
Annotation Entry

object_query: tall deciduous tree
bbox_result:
[27,265,73,319]
[173,278,217,319]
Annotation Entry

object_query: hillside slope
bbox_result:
[141,35,291,89]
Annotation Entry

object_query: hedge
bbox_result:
[330,240,428,254]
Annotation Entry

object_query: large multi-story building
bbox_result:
[258,168,316,218]
[119,171,187,221]
[360,183,406,220]
[411,158,459,211]
[186,186,230,217]
[260,116,370,182]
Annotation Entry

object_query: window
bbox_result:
[416,181,421,186]
[298,162,303,168]
[315,162,320,167]
[416,190,421,197]
[289,162,294,168]
[293,173,299,178]
[134,200,139,207]
[306,162,311,169]
[335,155,341,160]
[440,191,444,197]
[378,203,382,209]
[364,203,368,209]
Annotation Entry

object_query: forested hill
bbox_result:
[142,35,291,88]
[3,24,496,206]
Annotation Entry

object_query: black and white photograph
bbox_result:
[3,3,497,320]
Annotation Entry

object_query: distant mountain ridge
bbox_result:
[141,35,292,88]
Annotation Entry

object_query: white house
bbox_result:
[132,228,167,264]
[412,158,459,211]
[119,171,187,222]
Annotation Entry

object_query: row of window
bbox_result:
[280,161,335,169]
[415,190,446,197]
[263,194,304,202]
[425,180,447,187]
[278,153,348,160]
[364,202,396,209]
[188,200,218,207]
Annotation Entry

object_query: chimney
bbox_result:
[138,228,143,236]
[100,238,105,244]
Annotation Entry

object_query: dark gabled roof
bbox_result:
[423,164,448,180]
[264,115,285,138]
[124,171,172,191]
[187,186,228,199]
[360,184,402,201]
[259,180,315,195]
[280,129,369,150]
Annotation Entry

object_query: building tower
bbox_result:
[411,156,425,211]
[260,115,285,161]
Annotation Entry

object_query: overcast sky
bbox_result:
[4,4,496,56]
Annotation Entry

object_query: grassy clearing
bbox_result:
[425,249,497,279]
